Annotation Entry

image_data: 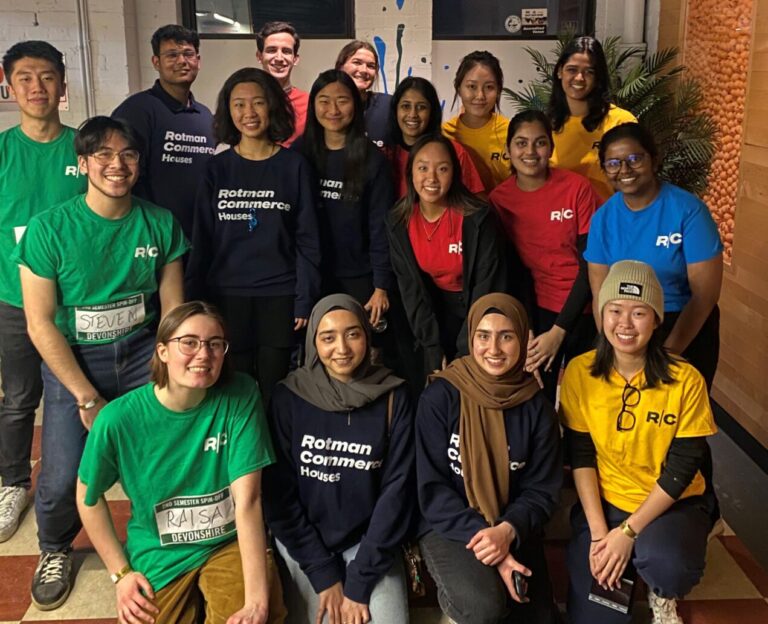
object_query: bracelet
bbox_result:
[77,396,100,410]
[619,519,638,540]
[110,564,133,584]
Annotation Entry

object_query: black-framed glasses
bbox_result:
[90,149,140,166]
[168,335,229,356]
[617,382,641,431]
[603,153,647,174]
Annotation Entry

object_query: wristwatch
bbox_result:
[77,396,100,410]
[110,564,133,584]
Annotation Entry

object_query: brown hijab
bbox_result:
[433,293,540,525]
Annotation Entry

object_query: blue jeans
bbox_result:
[567,494,715,624]
[275,539,409,624]
[35,328,155,552]
[0,301,43,489]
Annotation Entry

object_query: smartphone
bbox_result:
[513,571,527,600]
[588,576,634,614]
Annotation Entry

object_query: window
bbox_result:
[182,0,354,38]
[434,0,593,39]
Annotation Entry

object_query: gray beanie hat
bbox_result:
[598,260,664,322]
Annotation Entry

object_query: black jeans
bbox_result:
[419,530,559,624]
[0,301,43,489]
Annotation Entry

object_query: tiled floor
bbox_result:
[1,423,767,623]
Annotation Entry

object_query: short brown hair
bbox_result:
[150,301,231,388]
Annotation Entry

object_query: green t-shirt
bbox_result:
[0,125,86,307]
[11,194,188,344]
[78,372,275,591]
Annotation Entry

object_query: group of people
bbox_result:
[0,18,724,624]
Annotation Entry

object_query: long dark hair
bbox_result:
[390,134,485,226]
[548,36,611,133]
[388,76,442,148]
[302,69,368,202]
[590,326,679,387]
[505,110,554,175]
[451,50,503,112]
[213,67,294,146]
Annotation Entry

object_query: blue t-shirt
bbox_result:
[584,183,722,312]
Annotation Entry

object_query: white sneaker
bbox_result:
[0,485,30,542]
[648,589,684,624]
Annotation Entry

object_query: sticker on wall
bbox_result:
[522,9,548,36]
[0,52,69,111]
[504,15,522,34]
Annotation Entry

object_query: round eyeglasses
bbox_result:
[603,153,646,174]
[167,336,230,356]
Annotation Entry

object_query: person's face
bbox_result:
[340,48,377,92]
[314,81,355,135]
[7,56,64,122]
[411,141,453,207]
[508,121,552,180]
[257,32,298,85]
[602,300,658,358]
[230,81,270,141]
[557,52,596,102]
[397,88,431,145]
[78,131,139,200]
[315,309,368,383]
[602,137,656,197]
[157,315,227,391]
[152,39,200,87]
[472,313,521,376]
[457,63,499,120]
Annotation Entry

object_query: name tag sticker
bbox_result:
[154,487,236,546]
[74,294,145,342]
[14,226,26,243]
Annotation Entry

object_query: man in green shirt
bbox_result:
[0,41,86,546]
[13,116,187,610]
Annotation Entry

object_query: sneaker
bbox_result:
[648,589,684,624]
[0,485,30,542]
[31,550,73,611]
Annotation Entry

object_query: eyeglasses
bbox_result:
[168,336,230,356]
[603,153,647,174]
[617,382,641,431]
[159,50,199,62]
[90,149,140,166]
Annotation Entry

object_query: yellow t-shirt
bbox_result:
[550,105,637,201]
[559,350,717,513]
[442,113,511,191]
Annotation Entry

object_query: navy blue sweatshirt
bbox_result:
[295,139,395,290]
[112,80,215,237]
[185,147,321,318]
[416,378,561,546]
[364,92,393,148]
[263,383,415,603]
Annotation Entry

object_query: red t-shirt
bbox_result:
[283,87,309,147]
[407,205,464,292]
[387,140,485,198]
[489,167,601,312]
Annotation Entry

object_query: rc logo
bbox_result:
[134,245,159,258]
[550,208,574,222]
[646,411,678,426]
[656,233,682,247]
[204,433,228,453]
[448,242,463,254]
[64,165,82,178]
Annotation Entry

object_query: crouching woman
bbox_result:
[77,301,284,624]
[416,293,561,624]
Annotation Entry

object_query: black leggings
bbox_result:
[215,294,296,408]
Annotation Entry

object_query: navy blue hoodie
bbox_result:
[112,80,215,237]
[263,383,414,603]
[416,378,561,545]
[295,139,395,290]
[185,147,321,318]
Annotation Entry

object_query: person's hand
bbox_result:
[294,317,308,331]
[496,553,531,604]
[364,288,389,328]
[315,582,344,624]
[115,572,158,624]
[587,530,609,578]
[526,326,566,373]
[78,397,106,431]
[466,522,515,566]
[226,601,268,624]
[340,596,370,624]
[591,527,634,589]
